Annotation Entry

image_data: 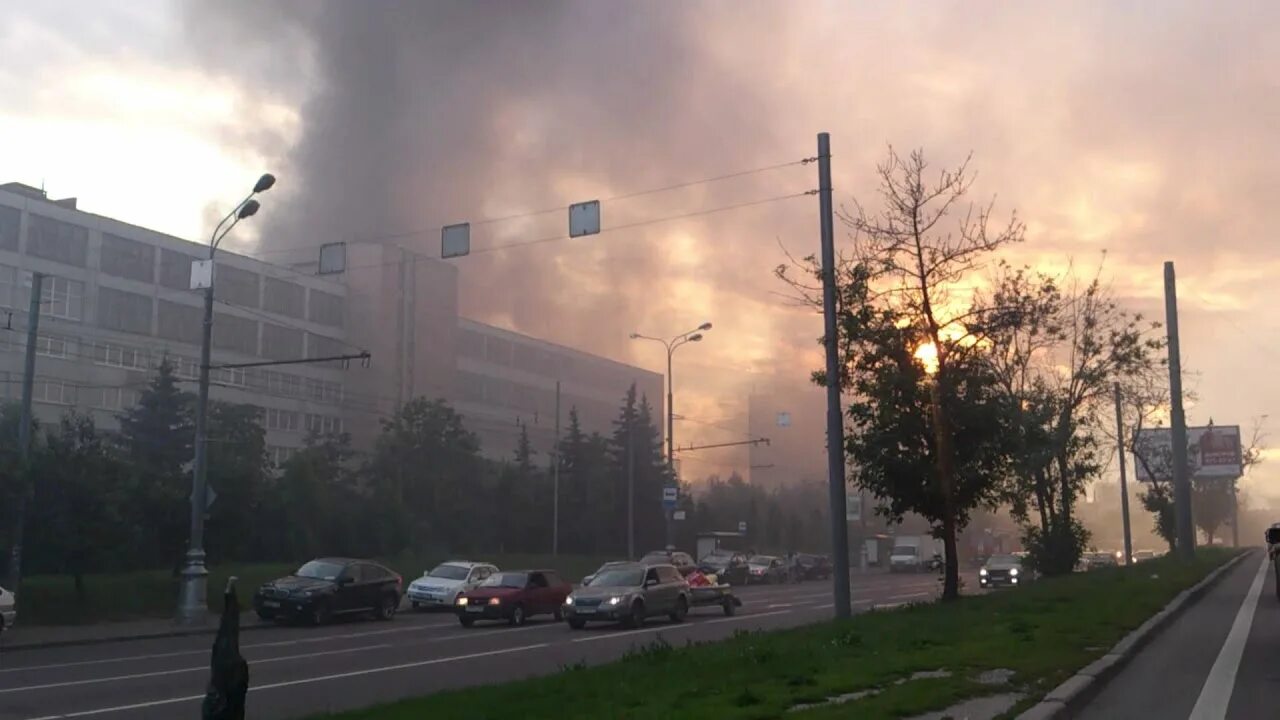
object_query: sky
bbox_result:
[2,1,1279,505]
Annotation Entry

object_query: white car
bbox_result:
[0,585,15,633]
[407,561,498,609]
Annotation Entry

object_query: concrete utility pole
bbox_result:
[627,400,635,559]
[1113,382,1133,566]
[1163,261,1195,560]
[552,380,561,556]
[6,272,44,591]
[177,174,273,625]
[818,132,851,618]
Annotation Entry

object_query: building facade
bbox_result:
[0,183,661,465]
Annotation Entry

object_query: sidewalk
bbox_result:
[0,611,270,652]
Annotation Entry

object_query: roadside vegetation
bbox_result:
[311,549,1236,720]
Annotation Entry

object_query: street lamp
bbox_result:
[629,322,712,470]
[176,173,274,625]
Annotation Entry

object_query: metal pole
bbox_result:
[6,272,43,591]
[1113,382,1133,566]
[177,272,214,624]
[818,132,851,617]
[627,401,635,559]
[666,347,674,469]
[1164,261,1195,559]
[1231,479,1239,548]
[552,380,560,556]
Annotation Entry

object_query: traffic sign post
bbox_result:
[662,486,679,509]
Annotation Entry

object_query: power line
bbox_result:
[213,297,368,355]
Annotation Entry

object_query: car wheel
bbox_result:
[411,601,420,610]
[255,610,275,621]
[669,596,688,623]
[310,600,332,626]
[623,600,645,628]
[509,604,526,626]
[722,598,736,617]
[376,593,397,621]
[568,618,586,630]
[460,615,476,628]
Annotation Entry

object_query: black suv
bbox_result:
[254,558,403,625]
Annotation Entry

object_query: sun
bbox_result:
[914,342,939,375]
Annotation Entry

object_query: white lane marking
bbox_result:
[0,644,392,694]
[883,591,933,601]
[1188,554,1269,720]
[766,603,794,609]
[22,643,551,719]
[706,609,790,625]
[569,609,793,643]
[0,619,457,674]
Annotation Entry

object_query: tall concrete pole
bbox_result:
[1113,382,1133,566]
[1164,261,1195,559]
[552,380,561,556]
[627,400,635,559]
[818,132,851,617]
[6,272,43,591]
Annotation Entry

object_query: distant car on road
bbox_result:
[980,554,1029,589]
[456,570,572,627]
[253,558,402,625]
[1131,550,1157,563]
[746,555,787,584]
[793,553,832,581]
[1081,552,1119,571]
[889,542,924,573]
[564,562,690,629]
[407,561,497,610]
[640,550,697,576]
[698,550,749,586]
[0,585,14,633]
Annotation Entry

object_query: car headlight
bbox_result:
[605,596,623,606]
[456,597,468,606]
[488,597,501,606]
[563,596,574,606]
[979,568,988,576]
[1009,568,1019,576]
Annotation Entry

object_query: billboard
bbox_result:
[1132,425,1243,481]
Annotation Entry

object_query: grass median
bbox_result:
[310,548,1238,720]
[17,553,611,626]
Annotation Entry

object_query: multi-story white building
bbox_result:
[0,182,662,465]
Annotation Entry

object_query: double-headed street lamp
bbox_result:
[629,322,712,471]
[177,173,275,625]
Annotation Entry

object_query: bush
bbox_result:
[1022,518,1089,576]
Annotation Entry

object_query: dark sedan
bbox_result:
[455,570,572,627]
[746,555,787,584]
[794,553,832,581]
[253,558,402,625]
[697,551,749,586]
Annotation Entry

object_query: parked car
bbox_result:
[640,550,697,576]
[746,555,787,584]
[793,553,832,581]
[1083,551,1119,570]
[1131,549,1157,563]
[0,585,14,633]
[455,570,572,627]
[407,561,498,610]
[979,554,1030,589]
[697,551,749,586]
[563,562,690,629]
[253,558,402,625]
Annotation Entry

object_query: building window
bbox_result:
[100,233,156,283]
[306,333,345,363]
[263,277,305,318]
[484,337,512,366]
[457,329,485,360]
[92,341,149,370]
[214,366,249,387]
[158,301,202,345]
[268,445,297,467]
[305,413,342,435]
[159,249,200,291]
[26,214,88,267]
[34,380,74,405]
[215,263,259,308]
[22,274,84,321]
[212,312,258,356]
[308,290,344,327]
[263,407,300,432]
[0,264,17,308]
[0,205,18,252]
[261,322,303,361]
[35,335,69,359]
[93,387,139,411]
[97,287,153,335]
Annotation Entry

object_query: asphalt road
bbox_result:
[1076,548,1278,720]
[0,572,950,720]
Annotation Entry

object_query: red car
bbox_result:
[455,569,572,627]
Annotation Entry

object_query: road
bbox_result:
[0,572,949,720]
[1076,548,1278,720]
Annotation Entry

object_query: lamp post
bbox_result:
[176,173,274,625]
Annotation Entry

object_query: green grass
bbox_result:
[17,553,612,626]
[307,548,1237,720]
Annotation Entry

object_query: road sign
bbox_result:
[737,520,747,533]
[189,259,214,290]
[776,411,791,427]
[441,223,470,258]
[1133,425,1243,481]
[673,510,686,521]
[662,486,678,509]
[569,200,601,237]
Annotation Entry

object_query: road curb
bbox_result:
[0,615,274,653]
[1015,549,1252,720]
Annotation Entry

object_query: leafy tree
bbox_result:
[204,402,271,562]
[117,357,194,569]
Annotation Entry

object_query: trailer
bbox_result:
[689,584,743,616]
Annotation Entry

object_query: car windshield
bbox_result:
[590,568,645,586]
[295,560,345,580]
[988,555,1019,565]
[481,572,528,588]
[749,556,776,566]
[892,546,918,556]
[427,564,470,580]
